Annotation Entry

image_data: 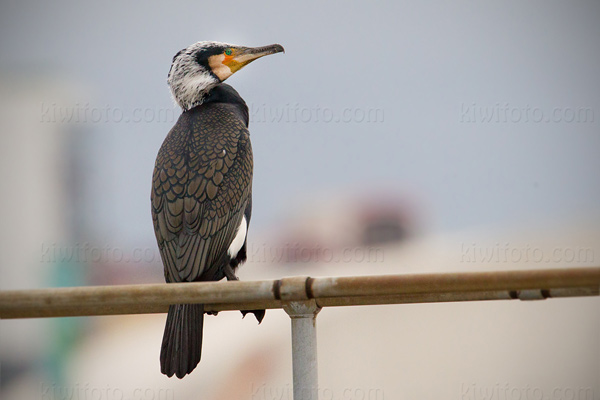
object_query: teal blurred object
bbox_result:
[43,260,88,386]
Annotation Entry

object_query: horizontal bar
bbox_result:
[310,267,600,297]
[0,268,598,319]
[0,280,276,319]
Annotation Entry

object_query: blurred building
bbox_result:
[0,72,87,398]
[270,192,419,265]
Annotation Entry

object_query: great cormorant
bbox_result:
[151,41,284,378]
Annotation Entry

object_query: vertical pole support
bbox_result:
[283,299,321,400]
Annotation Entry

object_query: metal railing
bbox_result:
[1,267,599,400]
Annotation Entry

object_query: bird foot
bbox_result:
[241,309,266,324]
[224,265,239,281]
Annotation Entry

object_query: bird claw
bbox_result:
[224,265,239,281]
[241,309,265,324]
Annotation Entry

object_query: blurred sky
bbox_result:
[1,0,599,250]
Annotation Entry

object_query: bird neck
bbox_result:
[170,72,219,111]
[202,84,245,105]
[186,84,249,126]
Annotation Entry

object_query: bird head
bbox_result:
[168,41,284,110]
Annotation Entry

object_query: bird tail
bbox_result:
[160,303,204,378]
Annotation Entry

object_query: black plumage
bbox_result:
[151,40,283,379]
[152,84,259,378]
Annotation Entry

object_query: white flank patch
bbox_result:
[228,216,247,258]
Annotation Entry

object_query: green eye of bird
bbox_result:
[225,49,232,56]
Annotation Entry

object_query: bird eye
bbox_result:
[224,49,232,56]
